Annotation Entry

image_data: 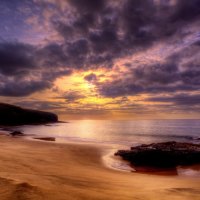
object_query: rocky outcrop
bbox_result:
[115,141,200,168]
[9,131,24,136]
[0,103,58,126]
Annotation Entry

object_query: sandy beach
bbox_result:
[0,133,200,200]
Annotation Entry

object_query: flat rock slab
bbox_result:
[34,137,56,142]
[115,141,200,168]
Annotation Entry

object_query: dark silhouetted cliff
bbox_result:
[0,103,58,126]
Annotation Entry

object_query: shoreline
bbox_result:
[0,132,200,199]
[28,135,200,178]
[2,130,200,177]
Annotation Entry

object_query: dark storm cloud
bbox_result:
[0,41,72,96]
[147,93,200,106]
[0,42,36,75]
[0,78,51,97]
[89,29,119,54]
[67,39,89,57]
[120,0,157,47]
[0,67,71,96]
[84,73,97,82]
[1,0,200,98]
[0,42,50,96]
[98,58,200,98]
[98,62,178,97]
[194,40,200,46]
[68,0,105,12]
[132,62,179,85]
[63,91,85,103]
[36,43,67,67]
[170,0,200,22]
[52,0,200,69]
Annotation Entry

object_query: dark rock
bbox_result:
[34,137,56,141]
[115,141,200,168]
[10,131,24,136]
[0,103,58,126]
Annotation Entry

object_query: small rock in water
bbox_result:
[10,131,24,137]
[34,137,56,141]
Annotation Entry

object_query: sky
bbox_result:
[0,0,200,120]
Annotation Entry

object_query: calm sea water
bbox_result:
[13,119,200,146]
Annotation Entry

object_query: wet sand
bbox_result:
[0,133,200,200]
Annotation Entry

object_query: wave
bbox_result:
[130,133,197,141]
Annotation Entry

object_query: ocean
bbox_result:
[12,119,200,146]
